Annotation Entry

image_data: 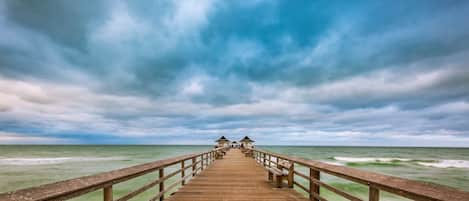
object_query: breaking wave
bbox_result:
[333,157,412,163]
[332,156,469,169]
[417,160,469,168]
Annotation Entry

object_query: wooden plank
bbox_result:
[167,149,309,201]
[115,168,186,201]
[115,178,160,201]
[294,181,308,193]
[310,177,362,201]
[310,191,329,201]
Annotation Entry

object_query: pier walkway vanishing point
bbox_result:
[166,149,307,201]
[1,147,469,201]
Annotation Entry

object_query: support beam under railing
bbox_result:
[103,186,113,201]
[159,169,164,201]
[201,155,204,170]
[192,157,196,176]
[369,186,379,201]
[309,168,320,201]
[181,161,185,186]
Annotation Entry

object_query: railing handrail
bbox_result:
[0,149,222,201]
[251,148,469,201]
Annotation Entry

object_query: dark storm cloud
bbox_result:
[0,0,469,145]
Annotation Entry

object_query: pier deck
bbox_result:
[167,149,308,201]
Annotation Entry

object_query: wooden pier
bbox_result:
[167,149,307,201]
[1,147,469,201]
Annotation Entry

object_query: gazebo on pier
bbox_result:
[240,136,254,148]
[215,136,230,148]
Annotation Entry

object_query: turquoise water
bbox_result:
[0,145,468,200]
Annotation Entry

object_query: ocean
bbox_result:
[1,145,468,200]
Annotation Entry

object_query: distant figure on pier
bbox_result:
[240,136,255,149]
[231,141,239,148]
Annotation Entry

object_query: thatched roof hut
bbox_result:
[215,136,230,143]
[240,136,254,143]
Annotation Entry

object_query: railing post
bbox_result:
[159,168,164,201]
[192,157,196,176]
[268,155,271,167]
[263,153,266,167]
[288,162,294,188]
[369,186,379,201]
[309,168,320,201]
[181,160,185,186]
[201,155,204,170]
[103,186,112,201]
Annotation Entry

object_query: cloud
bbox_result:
[0,131,72,144]
[0,1,469,145]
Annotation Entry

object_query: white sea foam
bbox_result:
[417,160,469,168]
[0,157,124,165]
[333,157,412,163]
[322,161,343,166]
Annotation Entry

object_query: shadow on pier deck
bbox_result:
[167,149,307,201]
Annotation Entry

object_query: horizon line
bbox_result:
[1,144,468,148]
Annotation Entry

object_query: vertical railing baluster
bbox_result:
[310,168,320,201]
[269,155,272,168]
[159,168,165,201]
[201,155,204,170]
[263,153,266,167]
[181,160,185,186]
[288,162,294,188]
[369,186,379,201]
[192,157,196,176]
[103,186,112,201]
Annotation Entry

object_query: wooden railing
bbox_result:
[0,148,226,201]
[251,148,469,201]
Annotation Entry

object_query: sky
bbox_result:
[0,0,469,146]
